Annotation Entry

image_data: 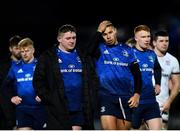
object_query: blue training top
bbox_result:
[133,48,158,104]
[56,48,83,111]
[7,59,40,108]
[96,43,137,98]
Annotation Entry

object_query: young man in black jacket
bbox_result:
[33,24,97,130]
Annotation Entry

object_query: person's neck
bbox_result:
[106,40,118,47]
[24,56,34,64]
[154,48,166,57]
[58,45,73,53]
[135,44,146,51]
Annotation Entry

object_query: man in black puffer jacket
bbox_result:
[33,24,98,130]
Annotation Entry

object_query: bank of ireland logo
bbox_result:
[113,58,119,62]
[101,106,106,113]
[68,64,75,68]
[25,73,31,78]
[142,64,148,68]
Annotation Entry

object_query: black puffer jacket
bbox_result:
[33,46,98,129]
[0,57,16,129]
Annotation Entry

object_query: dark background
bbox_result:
[0,0,180,61]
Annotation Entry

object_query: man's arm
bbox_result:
[87,32,102,57]
[154,57,162,95]
[1,66,17,100]
[163,73,180,112]
[128,61,142,108]
[33,54,51,104]
[87,20,112,57]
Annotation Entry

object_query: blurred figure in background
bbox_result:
[0,35,22,129]
[125,37,136,47]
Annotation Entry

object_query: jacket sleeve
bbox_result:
[130,61,142,94]
[0,64,16,129]
[1,65,17,101]
[154,57,162,85]
[86,32,103,58]
[33,54,52,105]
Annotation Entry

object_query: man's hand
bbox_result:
[11,96,22,105]
[128,93,140,108]
[97,20,112,33]
[161,99,171,112]
[154,84,161,95]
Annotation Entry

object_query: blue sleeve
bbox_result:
[129,47,138,64]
